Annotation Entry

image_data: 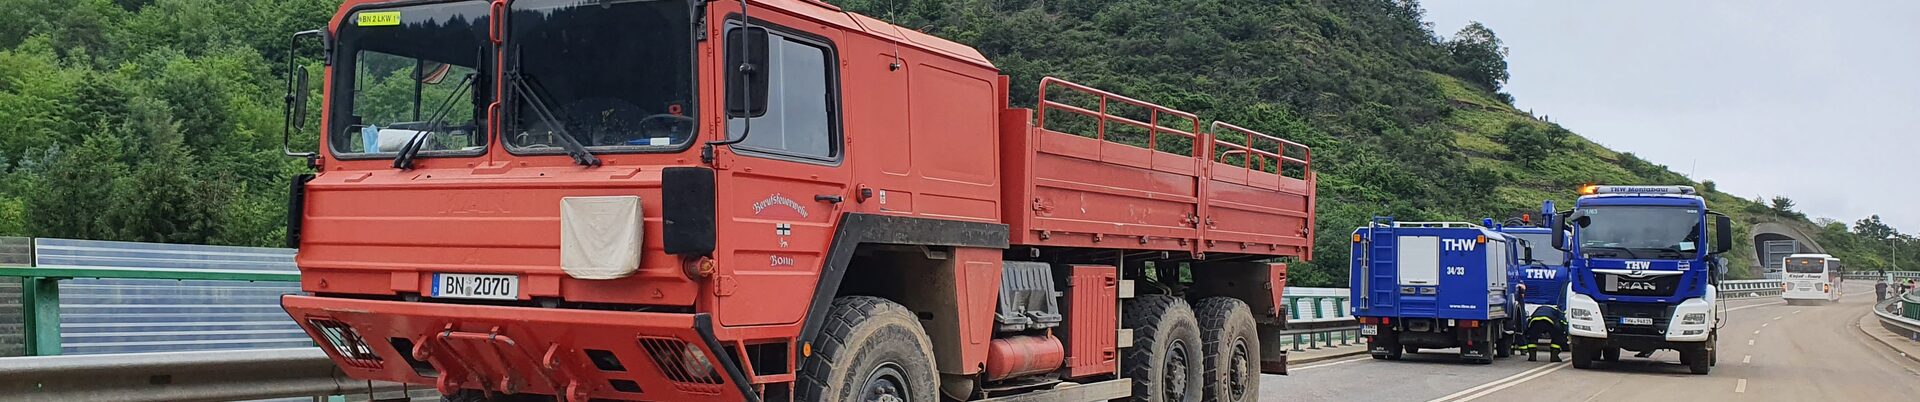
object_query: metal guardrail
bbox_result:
[1873,290,1920,340]
[1843,271,1920,281]
[0,347,408,402]
[1279,287,1359,351]
[1720,279,1782,299]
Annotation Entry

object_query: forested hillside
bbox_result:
[0,0,1909,285]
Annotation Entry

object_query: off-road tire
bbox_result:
[1123,295,1205,402]
[1195,298,1259,402]
[795,296,940,402]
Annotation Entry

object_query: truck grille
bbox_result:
[1597,272,1682,297]
[1600,302,1673,336]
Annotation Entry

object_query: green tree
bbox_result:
[1495,122,1569,165]
[1854,215,1897,240]
[1767,196,1803,219]
[1446,22,1510,93]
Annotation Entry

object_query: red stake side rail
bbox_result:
[1002,77,1315,259]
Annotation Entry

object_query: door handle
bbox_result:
[815,194,845,204]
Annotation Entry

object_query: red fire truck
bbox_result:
[277,1,1315,401]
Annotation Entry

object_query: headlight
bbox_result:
[1682,313,1708,325]
[1569,308,1595,321]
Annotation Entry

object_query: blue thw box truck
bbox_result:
[1351,219,1525,363]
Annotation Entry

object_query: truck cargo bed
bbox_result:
[1000,78,1316,258]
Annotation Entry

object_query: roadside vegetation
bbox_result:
[0,0,1908,284]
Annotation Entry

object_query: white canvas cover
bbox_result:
[560,196,643,280]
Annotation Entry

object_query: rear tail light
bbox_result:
[309,318,384,369]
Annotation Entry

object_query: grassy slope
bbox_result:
[1429,72,1783,278]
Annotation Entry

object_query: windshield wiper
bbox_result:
[394,74,476,170]
[508,72,601,167]
[1583,245,1642,259]
[1635,247,1691,259]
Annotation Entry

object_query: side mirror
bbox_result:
[1523,245,1536,264]
[725,26,771,118]
[1713,214,1734,254]
[283,29,325,159]
[291,65,310,129]
[1551,212,1569,251]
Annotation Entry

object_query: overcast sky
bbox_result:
[1422,1,1920,233]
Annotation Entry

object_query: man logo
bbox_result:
[1619,281,1658,291]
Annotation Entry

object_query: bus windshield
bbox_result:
[1574,206,1702,260]
[1785,257,1826,274]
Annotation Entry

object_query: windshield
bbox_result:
[1575,206,1702,260]
[1512,233,1567,266]
[1785,257,1827,274]
[505,0,698,153]
[329,2,492,158]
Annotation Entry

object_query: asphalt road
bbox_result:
[1261,283,1920,401]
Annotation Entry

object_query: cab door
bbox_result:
[712,22,850,327]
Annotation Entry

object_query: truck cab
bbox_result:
[1550,185,1733,374]
[1351,219,1524,364]
[272,1,1318,401]
[1498,211,1570,316]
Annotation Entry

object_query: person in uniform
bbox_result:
[1512,284,1568,362]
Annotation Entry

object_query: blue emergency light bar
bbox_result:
[1580,185,1696,196]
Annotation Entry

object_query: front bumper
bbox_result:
[282,295,753,402]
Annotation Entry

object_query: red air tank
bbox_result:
[983,334,1066,381]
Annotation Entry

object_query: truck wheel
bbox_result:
[1685,346,1711,375]
[1569,341,1597,369]
[796,296,939,402]
[1196,298,1259,402]
[1375,329,1404,360]
[1123,295,1205,402]
[1493,323,1512,358]
[1468,327,1496,365]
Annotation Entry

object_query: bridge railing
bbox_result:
[1842,271,1920,281]
[0,238,302,356]
[1873,289,1920,340]
[1279,287,1360,351]
[1720,279,1782,299]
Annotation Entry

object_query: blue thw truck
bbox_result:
[1498,205,1572,315]
[1351,219,1525,364]
[1550,185,1733,375]
[1498,210,1572,358]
